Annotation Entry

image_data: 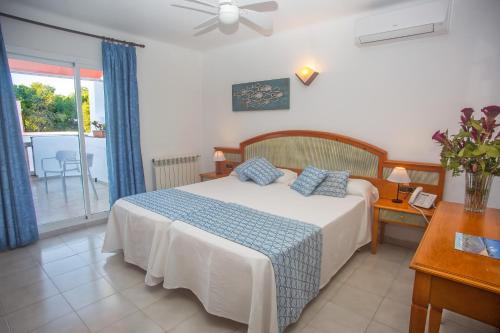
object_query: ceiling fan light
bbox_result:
[219,4,239,25]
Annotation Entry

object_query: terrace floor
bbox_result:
[30,176,109,225]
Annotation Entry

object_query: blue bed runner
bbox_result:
[124,189,322,332]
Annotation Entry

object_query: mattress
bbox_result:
[103,175,376,333]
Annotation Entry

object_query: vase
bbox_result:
[464,171,494,213]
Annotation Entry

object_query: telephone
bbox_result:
[409,187,437,209]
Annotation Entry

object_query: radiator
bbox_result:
[152,154,201,190]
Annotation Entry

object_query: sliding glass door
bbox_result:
[9,54,109,228]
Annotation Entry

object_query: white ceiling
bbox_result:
[1,0,415,50]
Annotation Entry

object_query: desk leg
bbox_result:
[428,305,443,333]
[380,222,386,244]
[410,271,431,333]
[371,207,380,254]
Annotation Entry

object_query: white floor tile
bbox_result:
[366,320,403,333]
[373,298,411,332]
[51,265,101,293]
[30,245,77,264]
[169,310,244,333]
[443,310,497,333]
[142,290,202,331]
[362,254,402,276]
[330,284,383,319]
[0,257,39,279]
[120,282,169,309]
[0,266,49,296]
[77,294,137,332]
[5,295,72,333]
[77,249,116,264]
[0,278,59,314]
[63,278,116,310]
[98,311,164,333]
[386,277,413,305]
[0,317,9,333]
[375,244,412,264]
[345,267,394,297]
[66,238,105,254]
[31,312,90,333]
[96,263,145,291]
[28,237,66,252]
[42,255,88,277]
[308,302,370,332]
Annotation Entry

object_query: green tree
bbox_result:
[81,88,91,133]
[14,83,91,132]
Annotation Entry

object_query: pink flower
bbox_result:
[471,128,479,142]
[460,108,474,125]
[481,105,499,134]
[481,105,500,120]
[432,130,449,145]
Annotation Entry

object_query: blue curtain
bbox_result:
[0,24,38,250]
[102,42,146,205]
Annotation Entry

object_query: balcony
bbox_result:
[24,133,109,225]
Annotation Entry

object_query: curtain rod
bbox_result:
[0,12,146,48]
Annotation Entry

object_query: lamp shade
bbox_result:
[213,151,226,162]
[387,167,411,184]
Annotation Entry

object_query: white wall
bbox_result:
[1,3,203,191]
[200,0,500,242]
[2,1,499,243]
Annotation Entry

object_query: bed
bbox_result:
[103,130,397,333]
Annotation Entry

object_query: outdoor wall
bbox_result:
[1,3,204,191]
[86,80,105,126]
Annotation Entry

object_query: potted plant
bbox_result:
[92,121,106,138]
[432,106,499,213]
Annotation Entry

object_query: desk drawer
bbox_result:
[379,209,427,228]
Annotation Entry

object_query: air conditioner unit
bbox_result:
[355,0,451,45]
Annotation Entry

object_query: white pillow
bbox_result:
[231,168,297,185]
[346,178,379,204]
[275,168,298,185]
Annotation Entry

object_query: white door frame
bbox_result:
[8,51,108,227]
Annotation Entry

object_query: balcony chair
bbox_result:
[41,150,99,202]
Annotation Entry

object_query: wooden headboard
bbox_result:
[215,130,445,201]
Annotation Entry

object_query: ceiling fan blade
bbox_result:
[194,17,219,29]
[193,24,219,36]
[171,4,217,15]
[240,11,273,36]
[239,0,278,12]
[185,0,218,8]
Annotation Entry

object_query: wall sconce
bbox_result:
[295,66,319,86]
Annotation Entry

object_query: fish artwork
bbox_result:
[232,78,290,111]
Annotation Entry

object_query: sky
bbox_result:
[12,73,98,95]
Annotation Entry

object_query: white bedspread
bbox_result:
[103,176,375,333]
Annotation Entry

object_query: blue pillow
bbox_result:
[313,171,350,198]
[291,166,328,196]
[243,158,284,186]
[234,158,260,181]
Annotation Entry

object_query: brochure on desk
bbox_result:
[455,232,500,259]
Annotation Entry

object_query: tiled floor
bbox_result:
[0,225,496,333]
[30,177,109,225]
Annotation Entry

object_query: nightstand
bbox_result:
[200,172,229,182]
[371,198,435,254]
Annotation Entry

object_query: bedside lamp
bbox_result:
[213,151,226,175]
[387,167,411,203]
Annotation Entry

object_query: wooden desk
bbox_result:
[409,202,500,333]
[371,198,435,254]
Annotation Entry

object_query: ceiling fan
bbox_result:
[172,0,279,36]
